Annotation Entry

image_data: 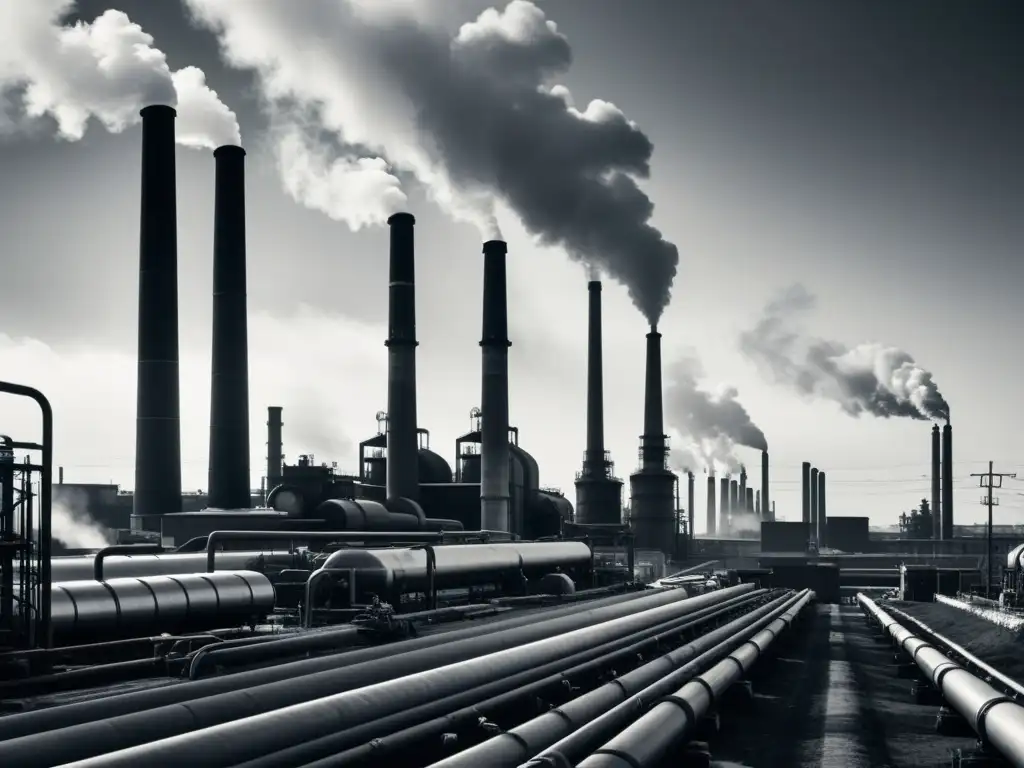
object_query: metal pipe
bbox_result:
[0,589,701,757]
[47,588,756,768]
[931,423,941,539]
[859,593,1024,767]
[94,544,163,581]
[576,589,812,768]
[410,544,437,611]
[134,104,182,525]
[480,240,511,532]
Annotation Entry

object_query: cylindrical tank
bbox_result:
[45,551,299,582]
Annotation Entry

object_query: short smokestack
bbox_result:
[761,450,770,521]
[706,473,716,536]
[801,462,811,523]
[386,213,420,503]
[942,422,953,540]
[810,467,819,534]
[931,424,941,539]
[719,476,729,533]
[207,145,251,510]
[480,240,511,532]
[267,407,283,490]
[739,466,747,510]
[687,471,695,536]
[134,104,182,524]
[817,470,827,547]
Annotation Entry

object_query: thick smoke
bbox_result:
[185,0,678,322]
[670,437,742,476]
[740,285,950,421]
[51,488,114,549]
[0,1,240,148]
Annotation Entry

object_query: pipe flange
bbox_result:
[976,695,1014,744]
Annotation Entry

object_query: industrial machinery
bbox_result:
[1001,541,1024,607]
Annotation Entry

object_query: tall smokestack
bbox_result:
[942,422,954,540]
[480,240,511,532]
[729,479,739,517]
[801,462,811,524]
[720,476,730,533]
[755,490,761,517]
[706,474,716,536]
[817,471,827,547]
[761,450,770,521]
[810,467,819,535]
[207,145,250,510]
[745,487,754,513]
[687,471,695,537]
[931,424,941,539]
[134,104,182,526]
[640,329,667,472]
[266,406,283,491]
[385,213,420,503]
[739,466,747,511]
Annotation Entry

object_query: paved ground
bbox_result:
[700,602,979,768]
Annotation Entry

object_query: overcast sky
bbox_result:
[1,0,1022,530]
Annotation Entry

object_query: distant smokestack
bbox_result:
[942,422,954,540]
[761,450,770,521]
[480,240,511,532]
[386,213,420,503]
[706,474,716,536]
[739,466,747,510]
[817,470,827,547]
[801,462,811,524]
[267,407,283,490]
[745,487,754,513]
[687,471,695,537]
[931,424,941,539]
[720,476,729,533]
[729,479,739,517]
[640,328,667,472]
[134,104,182,524]
[207,145,251,510]
[755,490,761,517]
[810,467,819,534]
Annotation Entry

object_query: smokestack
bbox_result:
[720,476,729,533]
[706,474,716,536]
[480,240,511,532]
[729,479,739,517]
[640,328,668,472]
[942,422,954,540]
[266,407,283,491]
[810,467,819,534]
[931,424,941,539]
[207,145,251,510]
[385,213,420,503]
[584,281,606,470]
[687,471,695,537]
[134,105,182,525]
[761,450,770,521]
[745,487,754,513]
[801,462,811,524]
[817,470,827,547]
[739,466,747,510]
[755,490,761,517]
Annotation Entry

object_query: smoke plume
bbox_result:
[0,1,240,148]
[740,285,950,421]
[51,488,114,549]
[184,0,678,322]
[670,437,741,476]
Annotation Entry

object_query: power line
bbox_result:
[971,461,1016,597]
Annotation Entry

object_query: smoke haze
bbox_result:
[0,1,240,148]
[51,488,113,549]
[184,0,678,322]
[741,285,950,421]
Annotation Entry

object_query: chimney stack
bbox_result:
[942,422,954,540]
[385,213,420,503]
[687,471,695,537]
[739,466,747,510]
[480,240,511,532]
[931,424,941,539]
[801,462,811,524]
[817,470,827,547]
[745,487,754,513]
[266,406,283,491]
[761,450,770,521]
[134,104,182,527]
[755,490,761,517]
[729,479,739,517]
[720,476,730,533]
[640,328,667,472]
[706,473,716,536]
[810,467,819,535]
[207,145,251,510]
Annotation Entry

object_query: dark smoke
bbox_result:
[740,284,950,421]
[665,355,768,452]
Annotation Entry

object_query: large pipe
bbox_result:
[480,240,511,532]
[942,422,954,540]
[817,470,827,547]
[761,450,770,521]
[266,407,282,490]
[801,462,811,524]
[207,145,250,510]
[134,104,182,524]
[386,213,420,503]
[931,424,941,539]
[706,474,716,536]
[810,467,819,536]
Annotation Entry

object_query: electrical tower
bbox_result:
[971,461,1016,597]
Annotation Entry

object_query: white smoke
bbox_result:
[51,488,113,549]
[670,435,742,476]
[0,1,240,148]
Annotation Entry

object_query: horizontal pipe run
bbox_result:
[59,587,756,767]
[0,587,704,761]
[228,591,774,768]
[575,589,812,768]
[94,544,164,581]
[858,594,1024,768]
[430,589,805,768]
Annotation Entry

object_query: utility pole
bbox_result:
[972,461,1016,598]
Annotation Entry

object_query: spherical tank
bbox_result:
[418,448,453,484]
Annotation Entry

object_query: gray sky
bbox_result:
[1,0,1022,529]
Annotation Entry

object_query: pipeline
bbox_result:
[572,589,812,768]
[858,594,1024,768]
[433,589,808,768]
[0,586,708,759]
[223,590,773,767]
[53,586,756,767]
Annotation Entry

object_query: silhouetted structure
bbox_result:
[480,240,512,532]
